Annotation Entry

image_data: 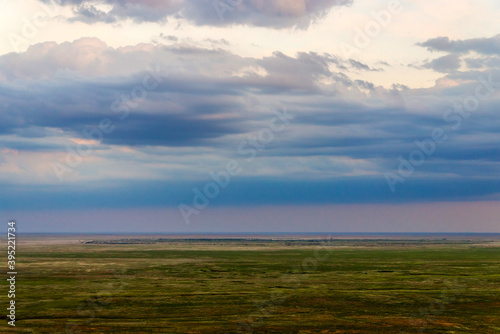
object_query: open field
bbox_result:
[4,235,500,333]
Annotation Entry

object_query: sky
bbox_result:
[1,0,500,233]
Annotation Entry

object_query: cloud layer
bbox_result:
[417,34,500,73]
[40,0,352,28]
[1,36,500,209]
[418,34,500,55]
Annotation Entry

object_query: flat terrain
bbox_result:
[3,235,500,333]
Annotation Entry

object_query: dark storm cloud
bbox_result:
[101,113,242,146]
[0,39,364,149]
[2,176,500,211]
[256,93,500,169]
[40,0,352,28]
[0,79,247,147]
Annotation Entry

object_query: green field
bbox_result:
[5,237,500,333]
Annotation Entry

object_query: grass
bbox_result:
[4,238,500,333]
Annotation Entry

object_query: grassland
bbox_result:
[4,236,500,333]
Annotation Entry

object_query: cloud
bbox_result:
[69,3,118,23]
[423,54,461,73]
[349,59,382,72]
[416,35,500,73]
[2,177,500,211]
[418,34,500,55]
[0,37,500,205]
[101,113,243,147]
[40,0,353,28]
[0,39,362,151]
[53,0,183,23]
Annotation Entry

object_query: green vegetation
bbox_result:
[5,238,500,333]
